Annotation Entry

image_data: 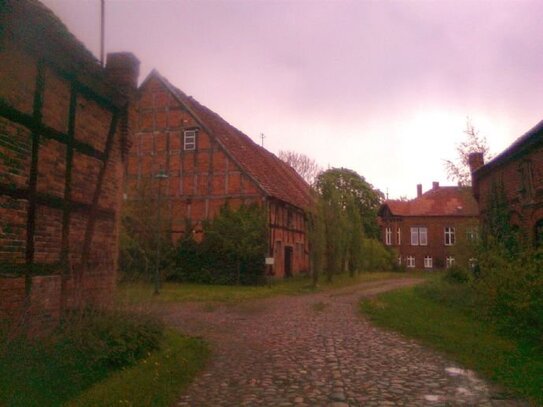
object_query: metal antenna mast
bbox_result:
[100,0,105,66]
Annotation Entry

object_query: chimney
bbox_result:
[416,184,422,198]
[468,152,485,173]
[432,181,439,190]
[105,52,140,95]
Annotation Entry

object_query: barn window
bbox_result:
[183,129,197,150]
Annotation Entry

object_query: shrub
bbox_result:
[360,238,394,271]
[444,265,472,284]
[59,309,164,370]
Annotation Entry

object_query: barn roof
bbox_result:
[143,71,313,210]
[379,186,478,217]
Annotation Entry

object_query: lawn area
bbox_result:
[67,330,208,407]
[119,271,423,304]
[360,279,543,404]
[0,319,208,407]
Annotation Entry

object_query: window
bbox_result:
[444,227,455,246]
[183,129,197,150]
[396,227,401,245]
[466,227,478,242]
[385,227,392,245]
[398,256,402,266]
[411,227,428,246]
[446,256,455,268]
[424,256,432,269]
[406,256,415,268]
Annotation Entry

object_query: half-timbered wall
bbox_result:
[0,9,137,332]
[128,76,309,277]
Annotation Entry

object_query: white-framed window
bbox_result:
[183,129,197,150]
[406,256,415,268]
[385,227,392,245]
[444,227,456,246]
[396,227,401,245]
[398,256,402,266]
[424,256,432,269]
[410,227,428,246]
[446,256,455,268]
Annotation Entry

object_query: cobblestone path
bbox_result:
[162,278,527,407]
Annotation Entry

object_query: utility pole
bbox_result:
[260,133,265,147]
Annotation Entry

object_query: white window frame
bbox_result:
[398,256,402,266]
[411,227,427,246]
[406,256,415,268]
[446,256,455,268]
[424,256,432,269]
[444,227,456,246]
[385,227,392,246]
[183,129,197,151]
[396,227,401,245]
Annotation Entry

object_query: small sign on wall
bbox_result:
[265,257,275,265]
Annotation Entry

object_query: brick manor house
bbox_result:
[125,71,312,278]
[378,183,479,270]
[469,121,543,247]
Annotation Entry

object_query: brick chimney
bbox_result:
[416,184,422,198]
[468,152,485,173]
[105,52,140,95]
[432,181,439,190]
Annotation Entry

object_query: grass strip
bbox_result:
[66,330,209,407]
[119,271,423,305]
[360,286,543,404]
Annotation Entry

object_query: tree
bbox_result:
[444,117,492,186]
[314,168,383,239]
[278,150,322,185]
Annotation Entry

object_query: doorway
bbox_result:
[284,246,293,278]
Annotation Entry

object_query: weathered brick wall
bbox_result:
[0,0,138,333]
[476,145,543,244]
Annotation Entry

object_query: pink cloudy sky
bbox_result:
[43,0,543,198]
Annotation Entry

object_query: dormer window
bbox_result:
[183,129,197,150]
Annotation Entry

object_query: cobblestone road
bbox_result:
[162,278,528,407]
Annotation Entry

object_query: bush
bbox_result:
[360,238,395,271]
[473,247,543,345]
[172,204,267,285]
[444,265,472,284]
[59,309,164,370]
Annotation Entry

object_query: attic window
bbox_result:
[183,129,197,150]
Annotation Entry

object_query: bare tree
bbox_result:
[444,117,492,186]
[278,150,322,185]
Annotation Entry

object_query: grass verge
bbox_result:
[360,281,543,404]
[67,330,208,407]
[119,271,424,304]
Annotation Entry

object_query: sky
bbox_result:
[43,0,543,199]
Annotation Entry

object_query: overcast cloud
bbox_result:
[43,0,543,198]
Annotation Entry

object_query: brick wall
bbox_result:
[473,144,543,245]
[0,1,139,334]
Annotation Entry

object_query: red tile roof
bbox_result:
[148,71,313,210]
[379,186,478,217]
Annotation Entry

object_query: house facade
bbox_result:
[378,183,479,270]
[0,0,139,331]
[126,71,312,278]
[469,121,543,247]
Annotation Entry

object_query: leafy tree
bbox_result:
[314,168,383,239]
[444,117,492,186]
[278,150,322,185]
